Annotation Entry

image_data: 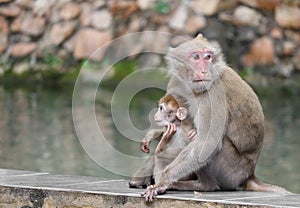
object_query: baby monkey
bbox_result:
[129,94,196,188]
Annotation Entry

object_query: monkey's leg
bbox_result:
[243,176,291,194]
[129,156,154,188]
[142,180,219,202]
[142,139,220,201]
[169,180,220,191]
[153,154,171,184]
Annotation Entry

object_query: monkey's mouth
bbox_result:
[193,79,211,83]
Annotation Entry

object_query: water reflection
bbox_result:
[0,86,121,179]
[0,83,299,193]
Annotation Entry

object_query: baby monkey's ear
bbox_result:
[176,107,188,121]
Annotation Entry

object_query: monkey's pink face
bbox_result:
[187,49,215,93]
[154,103,176,126]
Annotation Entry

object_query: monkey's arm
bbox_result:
[154,123,177,154]
[140,128,165,153]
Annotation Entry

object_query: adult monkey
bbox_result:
[142,34,290,202]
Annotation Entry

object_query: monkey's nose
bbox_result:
[201,71,208,74]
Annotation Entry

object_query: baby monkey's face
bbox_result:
[154,103,177,126]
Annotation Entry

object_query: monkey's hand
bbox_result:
[141,129,165,153]
[162,123,177,141]
[140,140,151,153]
[141,184,167,202]
[188,129,197,140]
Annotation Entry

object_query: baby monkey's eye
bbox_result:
[159,105,163,111]
[192,53,200,60]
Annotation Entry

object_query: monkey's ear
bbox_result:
[196,33,203,39]
[176,107,188,121]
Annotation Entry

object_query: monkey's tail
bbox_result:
[243,176,292,194]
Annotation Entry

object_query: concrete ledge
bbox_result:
[0,169,299,208]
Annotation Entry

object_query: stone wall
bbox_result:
[0,0,299,77]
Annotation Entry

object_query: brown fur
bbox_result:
[159,94,180,109]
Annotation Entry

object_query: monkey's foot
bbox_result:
[141,184,167,202]
[128,181,147,189]
[128,177,151,189]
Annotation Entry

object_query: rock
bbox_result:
[151,13,172,25]
[276,62,294,77]
[93,0,106,9]
[282,0,300,7]
[11,42,37,57]
[282,41,295,56]
[184,15,206,34]
[91,10,112,30]
[57,48,68,60]
[237,27,256,42]
[108,0,138,18]
[14,62,31,74]
[0,32,8,52]
[242,36,276,67]
[23,15,45,36]
[0,5,21,17]
[233,6,263,27]
[60,3,81,20]
[169,4,188,31]
[140,27,170,52]
[238,0,257,7]
[73,29,112,61]
[0,16,9,34]
[239,0,280,10]
[256,0,280,10]
[275,4,300,29]
[189,0,237,16]
[293,50,300,71]
[128,16,146,32]
[0,0,13,3]
[50,21,76,46]
[11,13,45,37]
[15,0,34,8]
[33,0,56,16]
[49,8,61,23]
[190,0,219,16]
[10,33,31,42]
[80,3,93,26]
[285,30,300,44]
[137,0,154,10]
[138,53,161,69]
[10,16,22,32]
[170,35,193,47]
[63,32,76,52]
[270,27,283,39]
[218,11,233,23]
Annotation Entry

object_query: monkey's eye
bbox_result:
[159,105,163,111]
[191,53,200,60]
[167,114,173,119]
[204,53,212,60]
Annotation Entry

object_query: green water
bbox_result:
[0,82,299,193]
